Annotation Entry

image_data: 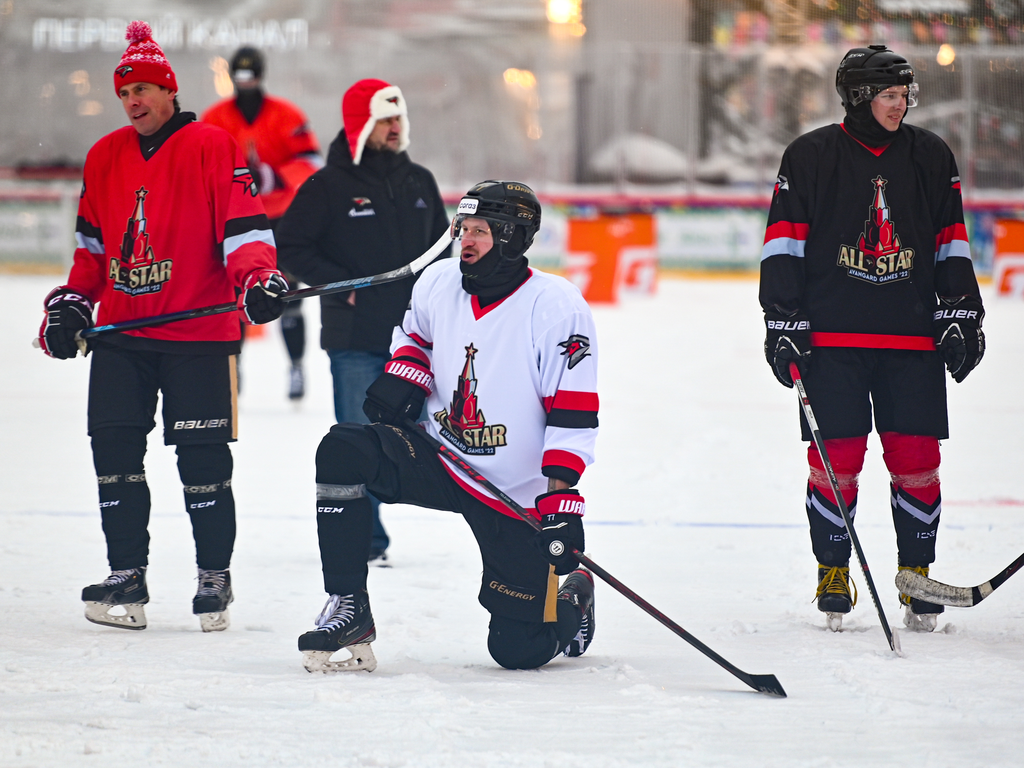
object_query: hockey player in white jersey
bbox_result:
[297,180,600,672]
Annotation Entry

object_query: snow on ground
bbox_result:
[2,272,1024,767]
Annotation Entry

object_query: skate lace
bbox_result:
[815,565,858,607]
[898,565,929,606]
[195,569,228,597]
[102,568,141,586]
[315,594,356,631]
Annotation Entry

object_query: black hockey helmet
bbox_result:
[452,180,541,259]
[230,46,265,83]
[836,45,917,108]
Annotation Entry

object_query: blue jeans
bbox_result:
[327,348,390,553]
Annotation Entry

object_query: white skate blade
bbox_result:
[825,612,844,632]
[302,643,377,673]
[903,607,937,633]
[197,609,230,633]
[84,601,147,630]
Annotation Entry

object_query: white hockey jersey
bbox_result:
[388,259,599,520]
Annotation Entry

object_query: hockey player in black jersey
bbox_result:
[760,46,985,633]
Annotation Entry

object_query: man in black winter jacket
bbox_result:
[277,78,450,563]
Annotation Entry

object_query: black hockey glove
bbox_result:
[934,296,985,383]
[363,369,429,425]
[764,306,811,388]
[534,489,586,575]
[240,269,289,324]
[39,286,93,359]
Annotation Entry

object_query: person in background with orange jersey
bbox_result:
[203,47,322,400]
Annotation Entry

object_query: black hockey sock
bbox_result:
[805,483,856,566]
[553,596,583,651]
[177,444,235,571]
[317,494,373,595]
[281,309,305,362]
[891,483,941,567]
[92,428,151,569]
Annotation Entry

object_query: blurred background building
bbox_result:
[2,0,1022,272]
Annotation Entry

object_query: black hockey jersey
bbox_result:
[759,123,980,349]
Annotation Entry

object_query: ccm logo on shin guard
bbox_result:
[173,419,229,431]
[317,505,346,514]
[189,501,217,509]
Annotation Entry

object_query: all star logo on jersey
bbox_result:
[558,334,591,369]
[110,186,173,296]
[836,175,915,285]
[774,175,789,195]
[433,343,508,455]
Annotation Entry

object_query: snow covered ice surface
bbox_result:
[3,272,1024,767]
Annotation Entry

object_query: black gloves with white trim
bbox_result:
[534,489,586,575]
[240,269,289,325]
[934,296,985,383]
[763,305,811,388]
[39,286,93,359]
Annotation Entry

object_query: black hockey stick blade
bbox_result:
[407,420,787,697]
[791,363,901,655]
[32,231,452,347]
[895,550,1024,607]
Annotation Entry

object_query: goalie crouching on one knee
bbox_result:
[297,180,600,673]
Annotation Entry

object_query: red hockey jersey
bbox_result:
[69,118,277,344]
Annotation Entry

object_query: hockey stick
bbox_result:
[405,420,787,698]
[790,362,901,654]
[895,550,1024,607]
[33,230,452,346]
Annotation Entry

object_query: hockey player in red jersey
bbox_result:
[202,47,322,400]
[296,181,599,673]
[38,21,288,633]
[760,46,985,633]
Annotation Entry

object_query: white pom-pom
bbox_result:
[125,20,152,44]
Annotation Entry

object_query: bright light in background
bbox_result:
[210,56,233,98]
[68,70,90,96]
[937,44,956,67]
[503,69,542,140]
[504,68,537,90]
[547,0,580,24]
[547,0,585,36]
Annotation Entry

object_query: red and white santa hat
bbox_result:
[113,21,177,95]
[342,79,410,165]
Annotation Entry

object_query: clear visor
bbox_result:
[851,82,919,108]
[450,214,493,241]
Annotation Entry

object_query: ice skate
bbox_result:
[193,568,233,632]
[367,547,391,568]
[288,363,305,400]
[899,566,943,632]
[558,568,595,657]
[82,567,149,630]
[298,591,377,672]
[815,564,857,632]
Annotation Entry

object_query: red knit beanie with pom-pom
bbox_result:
[113,21,177,94]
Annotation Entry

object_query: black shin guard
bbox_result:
[316,492,373,595]
[92,428,151,569]
[177,444,235,571]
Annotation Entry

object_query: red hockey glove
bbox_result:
[39,286,93,359]
[764,306,811,388]
[240,269,289,325]
[534,489,586,575]
[934,296,985,383]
